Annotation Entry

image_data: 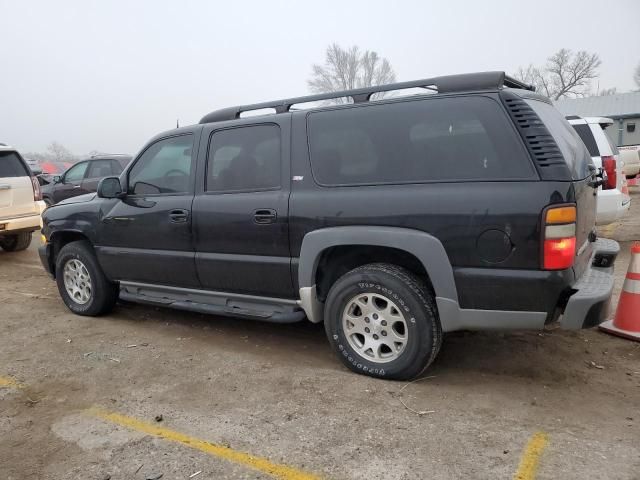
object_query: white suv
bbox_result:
[0,144,46,251]
[567,117,631,225]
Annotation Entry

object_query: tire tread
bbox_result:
[55,240,118,316]
[325,262,442,379]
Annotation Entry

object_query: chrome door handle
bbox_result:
[169,209,189,223]
[0,184,11,190]
[254,209,277,224]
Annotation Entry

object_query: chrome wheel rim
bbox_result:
[63,259,92,305]
[342,293,408,363]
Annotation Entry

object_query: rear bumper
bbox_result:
[0,212,42,235]
[596,189,629,225]
[559,238,619,329]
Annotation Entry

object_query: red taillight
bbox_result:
[31,176,42,201]
[543,237,576,270]
[542,205,576,270]
[602,155,616,190]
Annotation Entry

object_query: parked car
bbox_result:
[24,158,43,175]
[35,161,76,187]
[0,145,45,251]
[41,154,131,206]
[567,116,630,225]
[40,71,619,379]
[619,145,640,179]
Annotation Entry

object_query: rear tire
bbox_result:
[324,263,442,380]
[55,240,118,316]
[0,232,33,252]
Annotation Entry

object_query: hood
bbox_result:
[56,193,97,205]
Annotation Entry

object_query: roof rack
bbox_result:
[199,71,534,124]
[89,153,130,158]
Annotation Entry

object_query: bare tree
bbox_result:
[24,142,77,164]
[514,64,549,96]
[514,49,601,100]
[308,44,396,101]
[634,61,640,90]
[46,142,76,162]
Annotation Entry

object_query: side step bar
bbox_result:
[119,281,306,323]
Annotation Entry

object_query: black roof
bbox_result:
[199,71,533,125]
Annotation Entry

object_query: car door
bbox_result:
[95,132,201,288]
[81,159,119,194]
[192,118,294,298]
[53,161,89,203]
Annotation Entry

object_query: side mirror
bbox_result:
[97,176,124,199]
[53,175,62,184]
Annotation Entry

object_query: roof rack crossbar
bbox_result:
[199,71,534,124]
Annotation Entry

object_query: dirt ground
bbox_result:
[1,188,639,480]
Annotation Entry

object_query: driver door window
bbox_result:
[128,135,194,195]
[64,162,88,183]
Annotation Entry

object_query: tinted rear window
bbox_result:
[572,124,599,156]
[307,96,535,186]
[0,151,29,178]
[524,99,593,180]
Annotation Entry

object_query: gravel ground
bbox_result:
[1,188,639,480]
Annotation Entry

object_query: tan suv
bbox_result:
[0,144,45,252]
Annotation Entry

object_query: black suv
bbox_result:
[41,154,131,206]
[39,72,619,379]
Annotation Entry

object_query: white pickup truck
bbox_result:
[0,144,46,251]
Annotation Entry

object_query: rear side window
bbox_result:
[0,151,29,178]
[524,100,593,180]
[207,124,281,192]
[572,124,599,156]
[307,96,535,186]
[111,160,125,174]
[86,159,120,179]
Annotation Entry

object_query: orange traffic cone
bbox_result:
[600,242,640,341]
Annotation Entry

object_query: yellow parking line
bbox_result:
[513,431,549,480]
[0,375,23,389]
[87,407,323,480]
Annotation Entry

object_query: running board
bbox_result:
[119,281,306,323]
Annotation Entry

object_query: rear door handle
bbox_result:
[254,209,277,224]
[0,184,11,190]
[169,209,189,223]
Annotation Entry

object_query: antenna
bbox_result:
[176,118,180,128]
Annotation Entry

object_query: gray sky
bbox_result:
[1,0,639,156]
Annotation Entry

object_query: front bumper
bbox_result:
[560,238,619,329]
[39,243,54,277]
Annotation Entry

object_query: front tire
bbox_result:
[55,240,118,316]
[324,263,442,380]
[0,232,33,252]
